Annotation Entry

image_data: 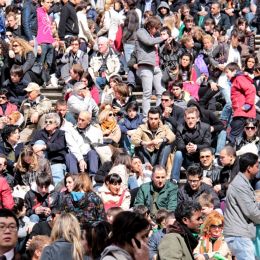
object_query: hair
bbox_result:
[75,1,88,11]
[239,153,259,173]
[105,173,122,185]
[0,88,8,97]
[36,172,52,187]
[64,172,76,186]
[10,64,24,77]
[145,16,161,31]
[83,221,112,259]
[224,62,240,72]
[200,147,214,155]
[202,211,224,236]
[186,165,203,179]
[244,55,258,71]
[133,205,150,217]
[51,213,84,260]
[27,235,51,258]
[162,90,174,100]
[110,211,150,246]
[143,10,154,20]
[56,99,67,107]
[12,197,24,216]
[148,107,160,117]
[198,193,214,208]
[204,18,215,26]
[235,17,249,31]
[244,118,258,128]
[0,208,19,228]
[174,201,201,225]
[71,64,84,79]
[10,37,34,58]
[73,173,93,192]
[202,34,214,43]
[15,145,39,173]
[178,52,193,81]
[221,145,236,157]
[69,36,80,45]
[156,209,169,225]
[211,1,221,9]
[106,207,123,217]
[45,113,61,127]
[6,11,17,20]
[114,83,130,103]
[109,74,122,84]
[113,152,132,172]
[163,15,176,31]
[152,165,166,175]
[184,106,200,118]
[160,26,171,36]
[126,101,139,112]
[81,71,95,89]
[1,125,18,142]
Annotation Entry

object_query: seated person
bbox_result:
[119,102,144,153]
[132,107,175,166]
[32,113,67,186]
[134,165,178,219]
[0,176,14,209]
[3,65,28,107]
[170,81,192,109]
[178,165,220,209]
[55,99,76,125]
[0,154,15,188]
[198,193,222,217]
[171,106,211,182]
[27,235,51,260]
[24,172,56,223]
[0,89,18,117]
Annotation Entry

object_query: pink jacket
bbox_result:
[0,177,14,209]
[231,74,256,118]
[36,7,54,44]
[0,102,18,116]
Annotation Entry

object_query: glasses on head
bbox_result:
[108,112,114,117]
[210,224,223,229]
[45,120,54,125]
[0,224,18,233]
[245,126,256,130]
[161,98,170,102]
[188,179,200,184]
[200,155,211,159]
[0,96,7,100]
[12,44,19,47]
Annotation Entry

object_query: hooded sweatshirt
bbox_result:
[101,245,133,260]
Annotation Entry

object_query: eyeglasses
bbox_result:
[187,179,200,183]
[161,98,170,102]
[108,113,113,117]
[0,224,18,233]
[210,224,223,229]
[0,96,7,100]
[45,120,54,125]
[200,155,211,159]
[12,44,19,47]
[245,126,256,130]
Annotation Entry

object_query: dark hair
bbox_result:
[125,0,136,9]
[0,208,19,228]
[109,75,122,84]
[81,71,95,89]
[211,1,221,9]
[204,18,215,26]
[145,16,161,32]
[174,201,201,225]
[105,173,122,185]
[0,89,8,97]
[224,62,240,72]
[199,147,214,155]
[244,55,258,71]
[113,152,132,171]
[178,52,193,81]
[162,90,174,100]
[126,101,139,112]
[12,197,24,215]
[75,1,88,11]
[56,99,67,107]
[10,64,24,77]
[156,209,169,225]
[152,165,166,175]
[160,26,171,36]
[69,36,80,45]
[186,165,203,178]
[36,172,52,187]
[222,145,236,157]
[1,125,19,142]
[239,153,259,173]
[110,211,150,246]
[64,173,76,186]
[148,107,160,116]
[245,118,258,128]
[133,205,150,217]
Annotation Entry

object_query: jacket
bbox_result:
[202,12,231,30]
[122,9,139,44]
[131,121,175,152]
[137,0,160,15]
[156,1,170,23]
[134,180,178,213]
[101,245,133,260]
[10,52,36,74]
[224,172,260,239]
[58,1,79,40]
[119,114,144,134]
[178,182,220,208]
[0,177,14,209]
[0,102,18,116]
[136,28,164,66]
[230,73,256,119]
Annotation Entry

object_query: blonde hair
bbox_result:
[202,211,224,235]
[202,34,214,43]
[10,37,33,58]
[163,15,176,32]
[98,105,113,123]
[51,213,84,260]
[73,173,93,192]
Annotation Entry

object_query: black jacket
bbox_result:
[202,12,231,30]
[58,1,79,40]
[137,0,160,15]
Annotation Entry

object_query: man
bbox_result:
[202,1,231,30]
[19,83,52,143]
[178,165,220,208]
[67,82,99,119]
[6,12,21,38]
[58,0,80,41]
[88,37,121,91]
[0,0,6,39]
[224,153,260,260]
[158,201,203,259]
[157,91,184,134]
[0,154,14,189]
[134,165,178,218]
[0,209,19,259]
[132,107,175,166]
[171,106,211,182]
[55,99,76,125]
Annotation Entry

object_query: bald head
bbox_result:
[77,111,92,129]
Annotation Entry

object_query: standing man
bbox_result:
[224,153,260,260]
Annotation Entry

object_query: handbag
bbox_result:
[114,25,123,52]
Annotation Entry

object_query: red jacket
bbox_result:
[0,177,14,209]
[231,74,256,118]
[0,102,18,116]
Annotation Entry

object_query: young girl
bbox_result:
[244,55,258,78]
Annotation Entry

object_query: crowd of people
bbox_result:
[0,0,259,259]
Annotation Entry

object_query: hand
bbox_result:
[202,177,213,186]
[195,254,206,260]
[133,64,138,70]
[26,239,32,250]
[37,46,42,55]
[113,106,121,114]
[242,7,249,13]
[210,126,214,132]
[163,107,172,117]
[132,238,149,260]
[79,159,87,172]
[30,112,39,123]
[82,89,91,98]
[9,50,15,58]
[29,40,34,47]
[142,141,154,148]
[65,46,72,53]
[152,138,164,146]
[35,206,44,214]
[186,143,197,153]
[210,82,219,91]
[145,162,153,171]
[214,184,222,193]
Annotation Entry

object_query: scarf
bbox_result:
[199,235,224,254]
[101,119,117,132]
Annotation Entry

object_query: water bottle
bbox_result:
[213,253,228,260]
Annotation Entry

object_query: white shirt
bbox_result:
[3,248,14,260]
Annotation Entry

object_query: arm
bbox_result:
[176,130,186,152]
[0,178,14,209]
[22,52,36,73]
[164,125,176,144]
[123,11,138,40]
[196,126,212,150]
[131,126,144,146]
[35,98,52,116]
[167,184,178,212]
[136,29,164,46]
[134,185,146,206]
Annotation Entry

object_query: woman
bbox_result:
[0,39,10,84]
[163,15,179,40]
[58,173,76,207]
[41,213,84,260]
[60,173,106,227]
[244,55,258,78]
[136,16,167,117]
[101,211,150,260]
[99,106,121,145]
[98,173,131,211]
[0,88,18,117]
[194,211,232,260]
[9,37,40,84]
[14,145,52,187]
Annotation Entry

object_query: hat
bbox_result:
[24,82,41,92]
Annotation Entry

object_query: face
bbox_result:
[0,94,7,105]
[66,176,74,192]
[244,123,257,138]
[70,40,79,53]
[37,185,48,195]
[42,0,53,11]
[225,69,236,80]
[22,154,33,164]
[152,169,167,189]
[0,217,18,252]
[127,108,137,119]
[45,118,58,133]
[109,80,117,89]
[185,39,194,49]
[211,4,220,15]
[98,41,109,54]
[69,68,78,80]
[0,157,7,172]
[148,113,160,130]
[7,129,20,144]
[171,86,182,98]
[208,222,223,238]
[185,112,199,129]
[114,1,121,11]
[131,158,142,173]
[107,182,121,195]
[10,73,21,84]
[203,39,213,50]
[160,30,169,39]
[81,77,88,87]
[181,55,191,67]
[56,104,67,118]
[185,19,194,29]
[248,162,259,178]
[238,22,246,32]
[149,27,158,36]
[135,228,149,246]
[231,36,239,48]
[7,16,16,28]
[77,113,91,129]
[187,174,202,191]
[201,205,214,216]
[161,95,173,109]
[200,151,214,168]
[219,150,233,166]
[183,210,203,233]
[204,23,213,32]
[246,58,256,69]
[27,90,39,101]
[12,42,22,54]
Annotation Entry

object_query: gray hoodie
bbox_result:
[101,245,133,260]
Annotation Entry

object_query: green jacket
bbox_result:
[134,180,178,213]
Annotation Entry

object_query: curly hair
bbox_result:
[202,211,224,236]
[10,37,34,58]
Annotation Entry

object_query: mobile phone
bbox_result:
[132,237,141,249]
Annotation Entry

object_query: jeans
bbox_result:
[51,163,66,186]
[30,214,40,223]
[137,65,165,117]
[123,43,135,64]
[225,237,256,260]
[128,175,139,190]
[229,117,246,144]
[39,43,54,68]
[216,130,227,155]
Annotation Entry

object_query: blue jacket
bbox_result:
[119,113,144,134]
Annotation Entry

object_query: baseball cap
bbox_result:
[24,82,41,92]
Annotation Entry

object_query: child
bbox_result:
[24,172,56,223]
[224,62,256,143]
[106,206,123,224]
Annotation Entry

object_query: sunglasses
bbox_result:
[0,96,7,100]
[245,126,256,130]
[45,120,54,125]
[161,98,170,102]
[108,113,114,117]
[210,224,223,229]
[12,44,19,47]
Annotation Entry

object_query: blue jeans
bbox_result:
[123,43,135,64]
[128,175,139,190]
[51,163,66,186]
[225,237,255,260]
[216,130,227,155]
[39,43,54,68]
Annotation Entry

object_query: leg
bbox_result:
[170,150,183,182]
[158,144,172,167]
[153,66,165,106]
[65,153,79,174]
[229,117,246,144]
[84,149,99,175]
[50,163,66,186]
[123,43,135,64]
[215,130,227,155]
[135,146,152,164]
